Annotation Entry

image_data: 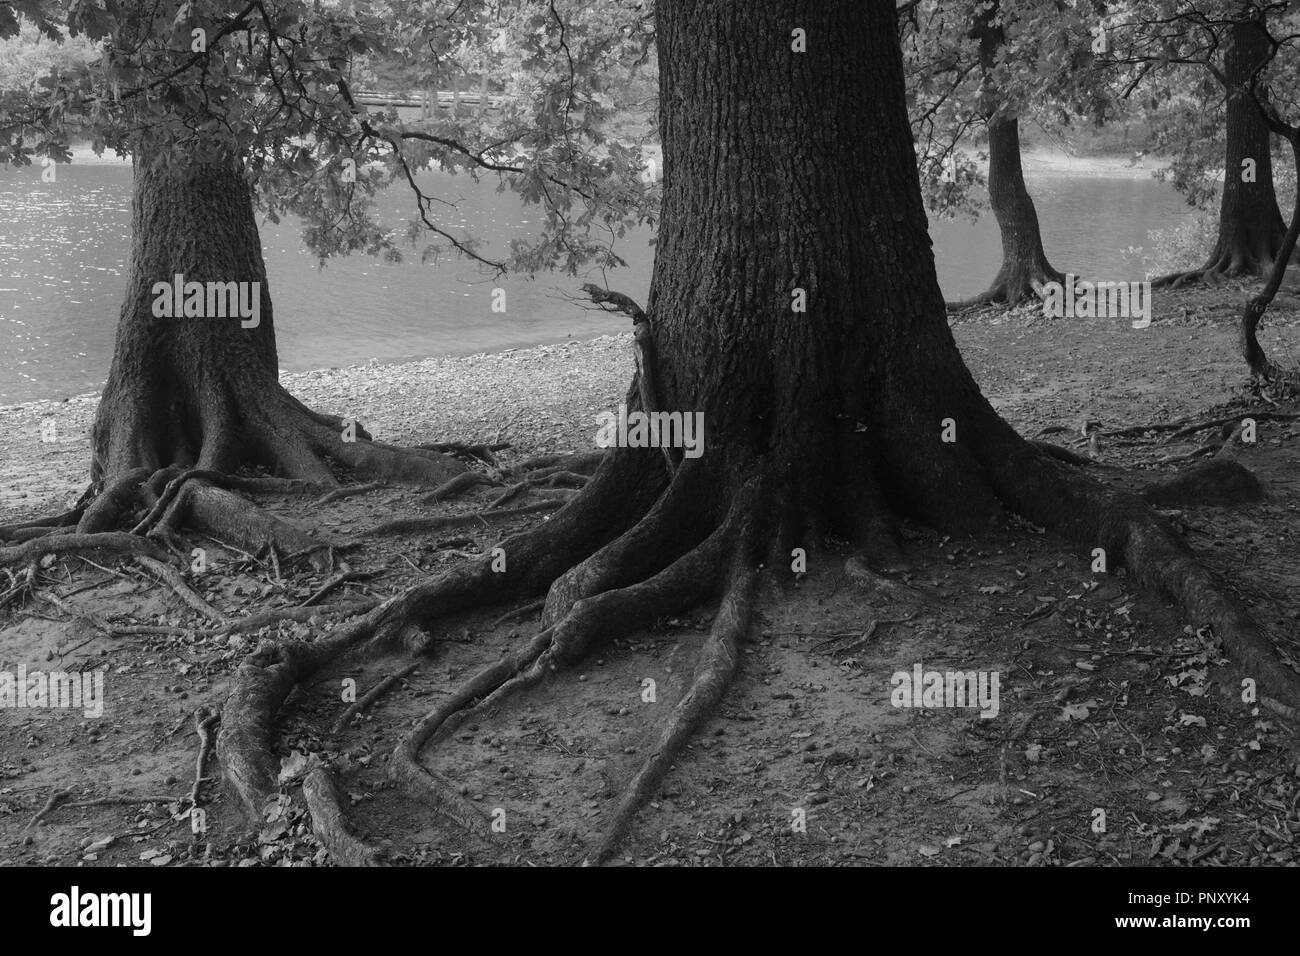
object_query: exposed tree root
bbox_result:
[1157,442,1223,465]
[527,451,606,476]
[77,467,152,534]
[0,464,338,580]
[1155,420,1260,465]
[135,556,228,623]
[0,532,167,568]
[1096,409,1300,440]
[132,470,322,537]
[331,662,420,734]
[7,403,477,573]
[211,396,1300,866]
[1029,439,1116,469]
[218,598,379,637]
[389,475,754,856]
[24,791,177,841]
[1,527,75,543]
[844,555,921,604]
[0,563,39,612]
[1150,237,1295,290]
[424,471,498,504]
[1142,460,1265,508]
[315,482,387,506]
[174,483,332,572]
[218,450,668,820]
[488,599,545,630]
[1165,411,1297,443]
[1151,262,1243,290]
[300,568,371,607]
[302,766,386,866]
[946,263,1067,311]
[325,433,467,487]
[189,707,220,810]
[488,472,588,509]
[364,500,564,537]
[420,451,605,506]
[593,536,759,862]
[33,591,116,635]
[977,423,1300,718]
[218,609,390,818]
[216,457,664,835]
[415,441,511,467]
[0,508,85,542]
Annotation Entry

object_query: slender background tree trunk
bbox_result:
[1210,19,1288,275]
[964,0,1063,306]
[983,114,1066,303]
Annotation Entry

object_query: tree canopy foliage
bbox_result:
[1,0,659,276]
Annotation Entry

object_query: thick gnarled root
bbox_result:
[215,454,660,820]
[303,766,387,866]
[388,475,761,860]
[0,532,167,568]
[975,421,1300,718]
[420,450,606,506]
[218,607,394,818]
[593,541,759,862]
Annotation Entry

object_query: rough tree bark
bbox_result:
[219,0,1300,861]
[1157,17,1288,288]
[955,0,1064,307]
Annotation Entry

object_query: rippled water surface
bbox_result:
[0,161,1193,403]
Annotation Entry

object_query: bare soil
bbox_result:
[2,285,1299,867]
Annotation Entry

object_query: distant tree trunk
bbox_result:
[962,1,1064,307]
[1158,17,1288,287]
[89,145,460,541]
[1238,132,1300,377]
[1210,19,1287,272]
[981,114,1066,304]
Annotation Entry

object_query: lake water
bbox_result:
[0,159,1194,404]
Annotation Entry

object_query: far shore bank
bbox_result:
[58,142,1170,177]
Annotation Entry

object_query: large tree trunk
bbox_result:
[647,0,1008,539]
[90,148,461,527]
[1158,17,1288,287]
[961,1,1063,306]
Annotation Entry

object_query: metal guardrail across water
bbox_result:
[352,90,504,112]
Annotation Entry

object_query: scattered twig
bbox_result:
[488,599,546,630]
[316,482,387,506]
[365,501,564,537]
[190,707,220,809]
[422,471,498,505]
[219,598,380,636]
[26,791,179,834]
[299,569,371,608]
[331,663,420,733]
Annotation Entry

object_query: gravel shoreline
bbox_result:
[0,333,634,521]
